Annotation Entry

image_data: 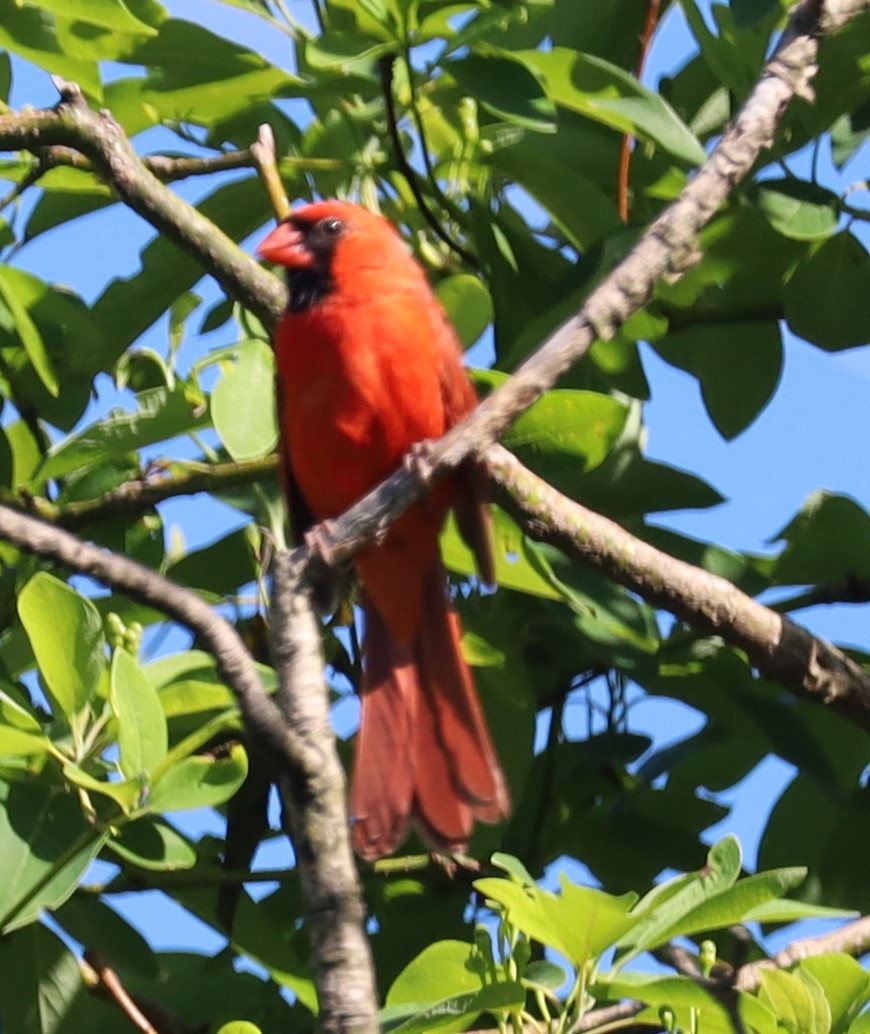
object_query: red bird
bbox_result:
[259,200,509,860]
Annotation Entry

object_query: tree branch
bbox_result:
[0,81,285,331]
[0,505,299,769]
[487,444,870,730]
[736,913,870,991]
[270,551,379,1032]
[616,0,662,221]
[0,504,378,1032]
[0,455,278,529]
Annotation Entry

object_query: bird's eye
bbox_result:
[322,217,344,236]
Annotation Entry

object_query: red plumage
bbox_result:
[259,200,509,860]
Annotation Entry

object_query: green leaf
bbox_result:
[0,51,10,102]
[110,649,168,779]
[597,971,778,1034]
[63,763,144,812]
[753,179,840,241]
[450,52,556,133]
[760,969,827,1034]
[743,899,856,923]
[652,320,783,439]
[42,384,210,480]
[785,232,870,350]
[169,290,201,362]
[0,269,107,433]
[386,983,526,1033]
[131,18,299,124]
[211,340,278,462]
[166,526,258,598]
[0,0,101,101]
[387,939,481,1006]
[106,815,197,871]
[520,48,707,165]
[17,573,106,720]
[54,894,160,980]
[474,875,638,966]
[800,955,870,1033]
[552,0,655,68]
[487,132,622,249]
[35,0,160,33]
[0,688,50,757]
[25,175,115,243]
[657,865,808,940]
[92,177,270,365]
[435,275,493,349]
[491,852,536,887]
[522,960,568,992]
[0,924,85,1033]
[304,30,393,73]
[217,1024,263,1034]
[759,772,870,913]
[0,780,107,934]
[621,835,743,956]
[441,507,562,601]
[474,369,629,474]
[772,491,870,585]
[147,744,248,812]
[731,0,781,28]
[0,267,58,397]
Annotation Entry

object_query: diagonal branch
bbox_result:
[736,913,870,991]
[487,445,870,729]
[0,504,379,1033]
[0,81,285,331]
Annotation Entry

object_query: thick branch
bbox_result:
[487,445,870,730]
[271,552,379,1034]
[0,505,314,805]
[0,83,285,331]
[736,914,870,991]
[0,505,377,1027]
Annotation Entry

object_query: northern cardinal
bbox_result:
[259,200,509,860]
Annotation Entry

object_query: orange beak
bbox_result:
[257,221,314,268]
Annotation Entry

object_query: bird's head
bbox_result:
[258,200,414,312]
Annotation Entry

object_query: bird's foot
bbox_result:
[304,519,339,567]
[402,439,438,486]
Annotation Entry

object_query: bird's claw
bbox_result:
[304,519,339,567]
[402,439,437,486]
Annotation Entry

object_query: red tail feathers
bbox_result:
[350,564,509,861]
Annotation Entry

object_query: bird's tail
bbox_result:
[350,564,509,861]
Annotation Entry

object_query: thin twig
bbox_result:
[252,123,291,220]
[82,951,159,1034]
[0,455,278,529]
[378,54,479,268]
[617,0,662,221]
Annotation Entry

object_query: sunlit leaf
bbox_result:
[17,573,106,721]
[211,340,278,462]
[148,744,248,812]
[110,649,168,779]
